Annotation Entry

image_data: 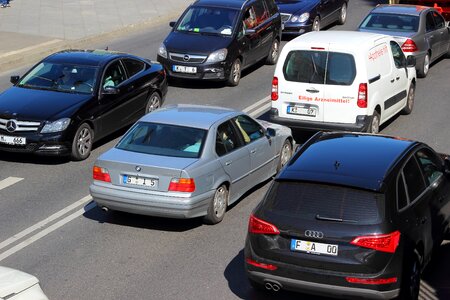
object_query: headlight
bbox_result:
[291,12,309,23]
[206,48,228,63]
[41,118,71,133]
[158,43,167,59]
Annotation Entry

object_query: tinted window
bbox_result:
[397,173,408,210]
[283,50,355,85]
[122,59,145,77]
[116,122,206,158]
[264,0,277,15]
[390,41,406,68]
[251,1,268,26]
[432,12,445,29]
[243,7,257,29]
[359,13,419,32]
[102,61,126,88]
[176,6,238,36]
[403,157,426,201]
[262,181,384,225]
[233,115,264,144]
[216,121,241,155]
[426,12,436,31]
[415,148,443,184]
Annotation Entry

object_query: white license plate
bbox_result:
[287,106,316,117]
[0,135,26,145]
[290,239,338,256]
[123,175,158,188]
[172,65,197,74]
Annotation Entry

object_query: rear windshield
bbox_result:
[283,50,356,85]
[360,13,419,32]
[116,122,207,158]
[262,181,384,225]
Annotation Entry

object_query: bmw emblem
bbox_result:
[6,119,17,133]
[183,55,190,62]
[135,166,141,172]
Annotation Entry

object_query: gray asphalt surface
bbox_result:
[0,1,450,299]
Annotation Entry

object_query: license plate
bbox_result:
[290,239,338,256]
[0,135,26,145]
[287,106,316,117]
[123,175,158,188]
[172,65,197,74]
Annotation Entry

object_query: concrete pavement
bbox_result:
[0,0,190,72]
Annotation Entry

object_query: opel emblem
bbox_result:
[135,166,141,172]
[6,119,17,133]
[305,230,324,239]
[183,55,190,61]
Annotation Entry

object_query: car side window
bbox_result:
[426,12,436,32]
[243,7,257,29]
[263,0,277,16]
[102,61,126,88]
[397,173,409,210]
[415,148,443,184]
[233,115,264,144]
[390,41,406,69]
[216,121,241,156]
[252,1,269,26]
[432,12,445,29]
[403,156,427,202]
[122,58,145,78]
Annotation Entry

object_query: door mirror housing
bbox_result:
[102,86,119,95]
[406,55,416,68]
[244,28,256,35]
[169,21,176,28]
[10,76,20,85]
[266,128,276,138]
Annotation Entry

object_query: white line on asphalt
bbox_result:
[243,96,270,114]
[0,201,96,262]
[0,177,24,191]
[249,103,271,118]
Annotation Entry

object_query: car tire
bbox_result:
[145,92,162,114]
[227,58,241,86]
[367,111,380,134]
[417,53,430,78]
[337,2,347,25]
[312,17,320,31]
[203,184,228,224]
[399,250,421,300]
[71,123,94,161]
[402,83,415,115]
[277,139,292,173]
[265,39,280,65]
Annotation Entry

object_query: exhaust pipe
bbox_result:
[264,280,281,292]
[101,206,109,212]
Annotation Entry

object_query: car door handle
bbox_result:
[225,160,232,166]
[250,149,257,154]
[306,88,319,93]
[127,85,135,91]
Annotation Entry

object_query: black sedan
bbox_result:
[245,132,450,299]
[0,50,167,160]
[276,0,348,35]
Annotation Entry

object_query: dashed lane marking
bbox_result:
[0,177,24,191]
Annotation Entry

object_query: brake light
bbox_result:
[351,231,400,253]
[311,47,325,50]
[246,258,278,270]
[248,214,280,234]
[168,178,196,192]
[271,77,278,101]
[346,277,397,285]
[357,83,368,108]
[93,166,111,183]
[401,39,418,52]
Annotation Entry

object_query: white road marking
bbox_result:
[249,102,271,118]
[243,96,270,114]
[0,177,23,191]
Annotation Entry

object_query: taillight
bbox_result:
[271,77,278,101]
[350,231,400,253]
[248,214,280,234]
[357,83,368,108]
[346,277,397,285]
[246,258,278,270]
[401,39,418,52]
[93,166,111,183]
[168,178,196,192]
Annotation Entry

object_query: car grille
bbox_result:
[0,118,41,133]
[281,13,292,23]
[169,53,207,64]
[0,143,38,152]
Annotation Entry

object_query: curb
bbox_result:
[0,10,183,74]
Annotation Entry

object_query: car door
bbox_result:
[232,115,276,184]
[239,6,261,67]
[425,11,441,60]
[215,120,251,202]
[431,11,448,57]
[121,58,150,121]
[251,0,273,61]
[319,0,339,27]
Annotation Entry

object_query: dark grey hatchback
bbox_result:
[245,132,450,299]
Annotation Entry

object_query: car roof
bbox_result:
[193,0,247,10]
[139,104,238,129]
[279,132,418,191]
[287,31,389,48]
[44,49,128,67]
[371,4,431,16]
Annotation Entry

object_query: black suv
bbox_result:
[157,0,282,86]
[245,132,450,299]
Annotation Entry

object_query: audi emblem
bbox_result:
[135,166,141,172]
[6,119,17,133]
[183,55,190,61]
[304,230,324,239]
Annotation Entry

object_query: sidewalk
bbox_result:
[0,0,189,73]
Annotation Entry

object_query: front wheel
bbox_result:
[312,17,320,31]
[71,123,94,161]
[337,3,347,25]
[367,111,380,134]
[227,58,241,86]
[402,83,415,115]
[203,185,228,224]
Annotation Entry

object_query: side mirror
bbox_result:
[244,28,256,35]
[266,128,276,138]
[102,86,119,95]
[10,76,20,85]
[406,55,416,68]
[169,21,176,28]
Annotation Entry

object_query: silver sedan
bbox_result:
[358,4,450,78]
[89,104,294,224]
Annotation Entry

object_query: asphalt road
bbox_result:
[1,1,450,299]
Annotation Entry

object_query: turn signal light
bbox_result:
[401,39,418,52]
[168,178,196,192]
[271,77,278,101]
[246,258,278,270]
[357,83,368,108]
[93,166,111,183]
[351,231,400,253]
[346,277,397,285]
[248,214,280,235]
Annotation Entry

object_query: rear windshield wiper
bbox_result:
[315,214,357,223]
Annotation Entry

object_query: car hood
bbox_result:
[0,266,39,298]
[0,87,92,121]
[276,0,318,15]
[164,31,232,55]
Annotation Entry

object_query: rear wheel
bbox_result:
[312,17,320,31]
[367,111,380,134]
[399,250,421,300]
[227,58,241,86]
[145,92,161,114]
[265,39,280,65]
[277,139,292,172]
[402,83,415,115]
[71,123,93,161]
[203,185,228,224]
[337,3,347,25]
[417,53,430,78]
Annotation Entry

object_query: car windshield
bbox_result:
[17,62,98,94]
[116,122,207,158]
[360,13,419,32]
[176,6,238,36]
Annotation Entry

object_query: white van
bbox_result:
[270,31,417,133]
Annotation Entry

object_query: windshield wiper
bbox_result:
[315,214,357,223]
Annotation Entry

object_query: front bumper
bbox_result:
[90,182,216,219]
[282,22,313,35]
[0,131,71,155]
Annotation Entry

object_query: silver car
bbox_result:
[358,4,450,78]
[89,104,294,224]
